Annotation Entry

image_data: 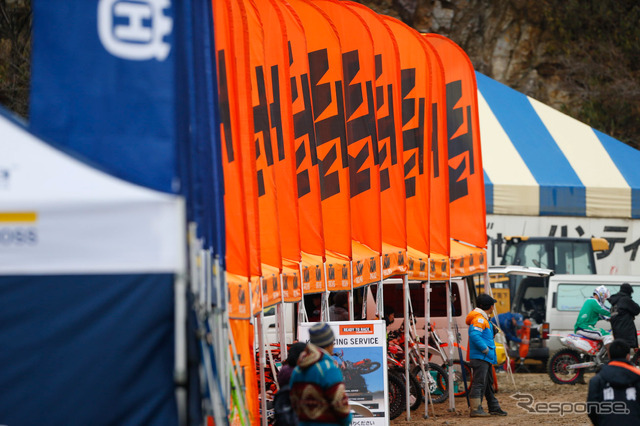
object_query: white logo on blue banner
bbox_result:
[97,0,172,61]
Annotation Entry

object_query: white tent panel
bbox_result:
[0,112,185,274]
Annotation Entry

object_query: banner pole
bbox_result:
[258,277,268,426]
[424,260,431,419]
[349,260,354,321]
[403,273,410,420]
[446,260,455,411]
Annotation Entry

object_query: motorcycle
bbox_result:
[547,333,608,384]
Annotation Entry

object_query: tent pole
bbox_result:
[446,260,455,411]
[423,260,431,419]
[174,272,188,426]
[299,263,308,323]
[322,262,331,322]
[403,274,410,420]
[278,274,288,361]
[257,278,268,426]
[349,260,354,321]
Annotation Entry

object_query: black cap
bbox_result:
[621,283,634,295]
[476,294,497,310]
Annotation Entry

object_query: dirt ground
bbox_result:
[391,371,595,426]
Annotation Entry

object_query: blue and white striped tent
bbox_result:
[477,72,640,219]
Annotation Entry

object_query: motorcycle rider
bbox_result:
[575,285,613,353]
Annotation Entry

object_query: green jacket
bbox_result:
[575,298,610,332]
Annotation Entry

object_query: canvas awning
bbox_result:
[478,72,640,219]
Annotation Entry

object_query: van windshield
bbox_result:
[374,281,462,317]
[556,283,640,311]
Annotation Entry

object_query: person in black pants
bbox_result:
[465,294,507,417]
[609,283,640,351]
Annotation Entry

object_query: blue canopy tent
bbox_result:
[0,108,187,425]
[477,72,640,274]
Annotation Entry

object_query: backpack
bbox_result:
[273,385,298,426]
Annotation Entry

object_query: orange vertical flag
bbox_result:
[253,0,302,270]
[227,0,262,279]
[314,0,382,263]
[287,0,352,261]
[424,34,487,249]
[345,2,408,278]
[382,16,432,261]
[422,37,451,258]
[274,0,326,297]
[244,0,282,273]
[273,0,325,261]
[213,1,251,279]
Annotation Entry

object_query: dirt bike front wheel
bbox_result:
[355,361,381,375]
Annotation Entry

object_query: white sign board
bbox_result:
[298,321,388,426]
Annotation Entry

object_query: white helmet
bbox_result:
[594,285,610,304]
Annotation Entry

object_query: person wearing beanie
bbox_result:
[609,283,640,349]
[290,323,352,426]
[465,293,507,417]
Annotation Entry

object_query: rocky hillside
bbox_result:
[1,0,638,148]
[360,0,640,149]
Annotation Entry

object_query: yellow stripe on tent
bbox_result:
[0,212,37,223]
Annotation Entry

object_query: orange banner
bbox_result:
[315,0,382,256]
[421,37,451,260]
[250,276,262,317]
[287,0,352,260]
[244,0,282,274]
[300,252,325,294]
[254,0,303,265]
[351,242,381,288]
[213,1,252,278]
[261,264,281,309]
[450,240,487,276]
[273,0,325,259]
[382,16,431,257]
[226,0,262,278]
[281,262,302,302]
[424,34,487,249]
[381,243,408,278]
[229,319,259,426]
[227,273,252,320]
[346,2,407,254]
[325,253,351,292]
[406,247,431,279]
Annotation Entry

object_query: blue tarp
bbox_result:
[0,274,177,426]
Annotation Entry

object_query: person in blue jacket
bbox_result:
[465,294,507,417]
[490,312,524,347]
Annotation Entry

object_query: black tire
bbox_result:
[387,371,406,420]
[548,348,584,385]
[411,363,448,404]
[447,360,473,397]
[355,361,381,375]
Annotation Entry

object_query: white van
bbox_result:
[545,274,640,352]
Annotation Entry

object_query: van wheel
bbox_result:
[548,348,584,385]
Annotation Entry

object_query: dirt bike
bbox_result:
[548,333,609,384]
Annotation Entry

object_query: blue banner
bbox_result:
[30,0,177,193]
